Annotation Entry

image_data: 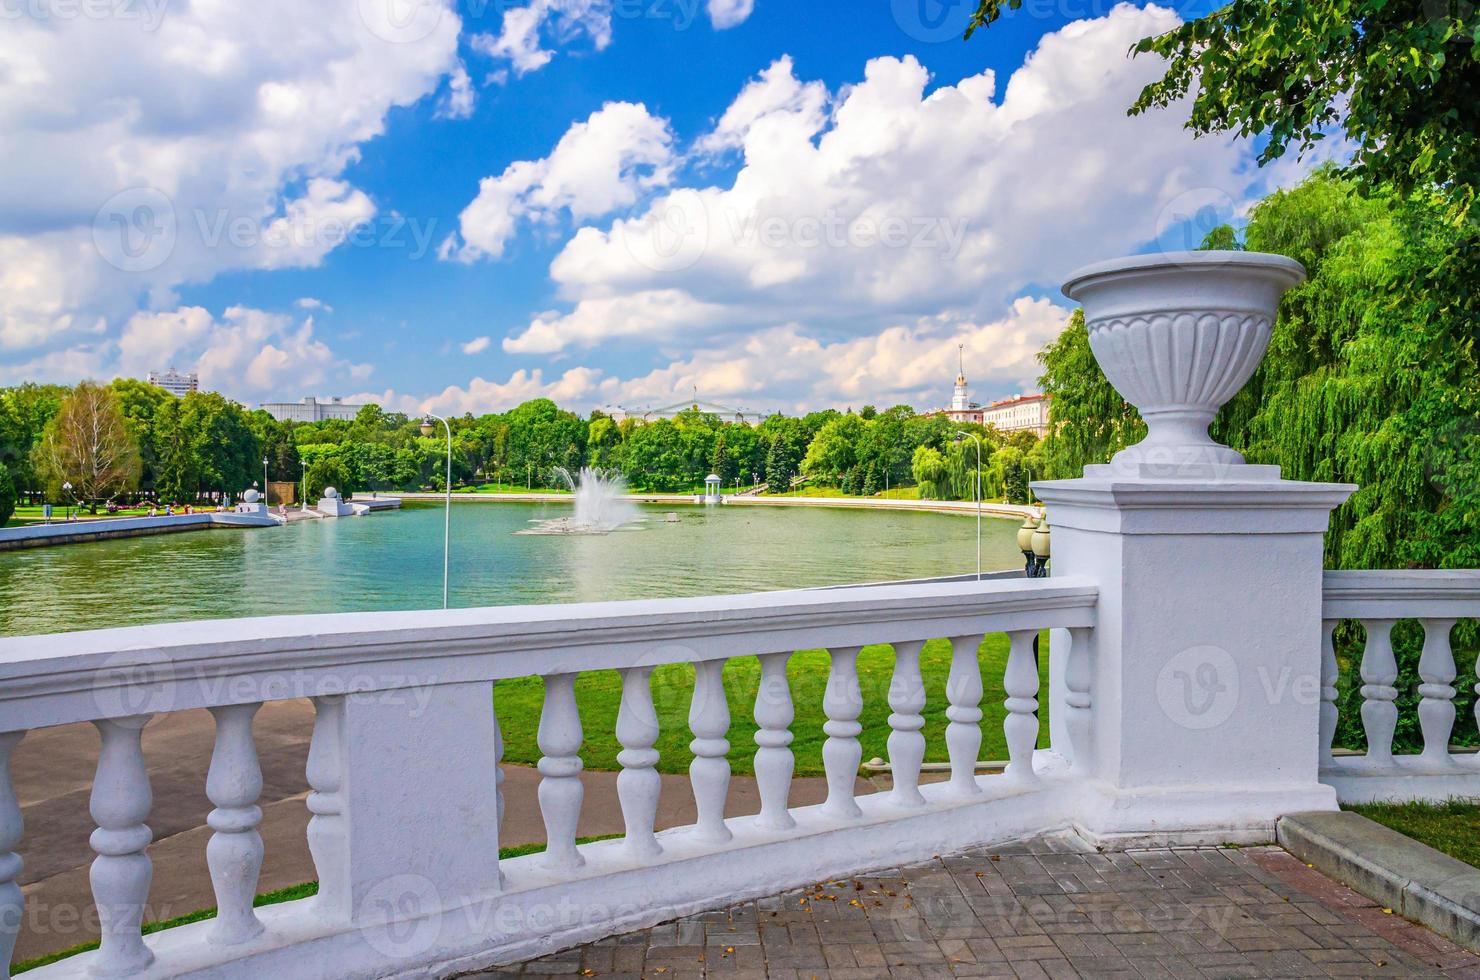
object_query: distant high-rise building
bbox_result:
[146,369,200,398]
[260,396,369,423]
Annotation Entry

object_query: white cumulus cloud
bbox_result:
[445,101,675,262]
[707,0,756,30]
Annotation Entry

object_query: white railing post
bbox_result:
[616,666,662,859]
[90,715,155,976]
[205,703,264,945]
[334,685,502,918]
[688,658,732,844]
[1003,630,1040,784]
[1417,619,1459,768]
[886,640,927,807]
[1063,628,1092,773]
[753,652,795,831]
[1,731,23,980]
[944,635,983,798]
[306,695,349,923]
[1036,250,1353,841]
[821,646,863,821]
[1359,619,1399,766]
[1318,620,1339,769]
[539,673,586,871]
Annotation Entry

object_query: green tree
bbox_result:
[0,465,15,526]
[305,457,350,501]
[911,445,948,500]
[763,436,795,493]
[109,379,174,498]
[34,382,141,511]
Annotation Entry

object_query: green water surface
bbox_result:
[0,502,1025,636]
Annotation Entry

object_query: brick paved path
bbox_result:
[466,836,1480,979]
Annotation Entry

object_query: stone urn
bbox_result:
[1061,250,1305,480]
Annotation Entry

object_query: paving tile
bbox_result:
[469,836,1480,978]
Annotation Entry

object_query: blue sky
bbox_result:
[2,0,1326,417]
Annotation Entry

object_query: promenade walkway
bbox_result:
[476,837,1480,979]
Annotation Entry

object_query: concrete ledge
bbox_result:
[1278,810,1480,952]
[0,512,279,551]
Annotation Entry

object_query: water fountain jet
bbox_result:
[515,467,640,535]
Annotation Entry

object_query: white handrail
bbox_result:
[0,577,1098,732]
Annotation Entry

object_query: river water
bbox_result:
[0,501,1026,636]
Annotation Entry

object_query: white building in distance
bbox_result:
[938,346,1051,436]
[260,396,368,423]
[982,392,1051,437]
[146,369,199,398]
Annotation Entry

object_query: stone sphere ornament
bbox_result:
[1062,251,1305,480]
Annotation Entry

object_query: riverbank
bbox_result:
[399,491,1037,521]
[0,512,280,552]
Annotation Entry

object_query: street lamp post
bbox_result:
[62,481,73,522]
[421,414,452,610]
[262,456,269,504]
[955,432,983,580]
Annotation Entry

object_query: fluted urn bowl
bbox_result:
[1062,251,1305,478]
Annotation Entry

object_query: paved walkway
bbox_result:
[468,837,1480,979]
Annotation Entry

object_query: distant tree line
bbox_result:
[0,383,1049,523]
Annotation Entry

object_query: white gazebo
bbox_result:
[703,474,722,503]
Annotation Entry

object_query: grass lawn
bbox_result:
[1345,799,1480,869]
[495,635,1049,778]
[461,482,571,494]
[6,504,158,527]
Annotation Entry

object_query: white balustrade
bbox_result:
[944,634,984,797]
[89,716,154,976]
[1417,619,1459,768]
[688,658,732,844]
[1318,620,1338,769]
[1358,619,1399,766]
[886,640,927,807]
[305,695,349,922]
[753,652,795,831]
[0,575,1102,979]
[821,646,864,820]
[1003,631,1040,783]
[616,666,662,859]
[205,703,265,945]
[538,673,585,871]
[1,731,23,979]
[1320,570,1480,802]
[1063,628,1092,773]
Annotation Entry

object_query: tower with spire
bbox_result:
[950,344,971,412]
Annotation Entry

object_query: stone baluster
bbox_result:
[306,695,349,922]
[886,640,927,807]
[1318,620,1338,770]
[1359,619,1399,766]
[1418,619,1460,769]
[616,666,662,859]
[822,646,864,821]
[753,652,796,831]
[944,635,984,797]
[90,716,155,976]
[688,658,732,844]
[1003,630,1040,784]
[1064,628,1093,772]
[205,703,265,945]
[1,731,24,978]
[538,673,586,871]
